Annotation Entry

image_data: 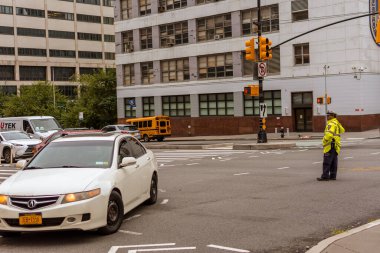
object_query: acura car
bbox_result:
[0,133,158,236]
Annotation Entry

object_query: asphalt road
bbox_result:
[0,138,379,253]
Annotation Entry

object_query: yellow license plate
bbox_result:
[19,213,42,225]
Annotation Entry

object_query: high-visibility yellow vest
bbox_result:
[322,118,345,154]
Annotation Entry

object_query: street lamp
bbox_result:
[323,65,329,124]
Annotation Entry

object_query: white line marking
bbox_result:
[161,199,169,205]
[344,157,353,160]
[370,152,380,155]
[158,189,166,193]
[160,165,177,167]
[186,163,199,166]
[346,138,364,140]
[0,177,8,179]
[298,149,309,152]
[249,155,259,158]
[119,230,142,235]
[207,244,250,252]
[124,214,141,222]
[234,172,250,176]
[108,243,176,253]
[312,161,322,164]
[130,247,196,252]
[0,169,17,172]
[277,167,290,170]
[218,157,222,159]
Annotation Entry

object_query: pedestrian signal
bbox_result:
[327,96,331,104]
[245,38,255,62]
[244,86,251,96]
[259,37,272,60]
[317,97,324,104]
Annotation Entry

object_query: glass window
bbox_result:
[196,0,224,5]
[48,11,74,21]
[139,0,151,16]
[198,53,233,79]
[103,17,114,25]
[143,97,155,116]
[129,137,146,158]
[17,28,46,37]
[125,98,136,118]
[0,5,13,15]
[77,0,101,5]
[292,0,308,22]
[78,51,102,59]
[244,90,282,116]
[294,43,310,65]
[141,62,154,84]
[77,14,101,23]
[0,26,14,35]
[16,7,45,18]
[161,58,189,83]
[241,4,279,35]
[57,85,77,99]
[197,14,231,42]
[49,30,75,39]
[199,93,233,116]
[158,0,187,13]
[80,68,101,75]
[0,66,15,81]
[0,47,15,55]
[51,67,76,81]
[123,64,135,86]
[78,32,102,41]
[160,21,188,48]
[50,49,76,58]
[18,48,46,57]
[20,66,46,81]
[140,27,152,50]
[162,95,190,117]
[121,0,133,20]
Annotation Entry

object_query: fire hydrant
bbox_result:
[280,127,285,138]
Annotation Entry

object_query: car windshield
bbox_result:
[27,140,114,169]
[30,118,62,132]
[1,132,30,140]
[119,125,138,131]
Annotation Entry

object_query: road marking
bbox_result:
[186,163,199,166]
[108,243,176,253]
[298,149,309,152]
[129,247,196,252]
[124,214,141,222]
[370,152,380,155]
[249,155,259,158]
[234,172,250,176]
[158,189,166,193]
[160,165,177,167]
[207,244,250,252]
[343,157,353,160]
[346,138,364,140]
[312,161,322,164]
[277,167,289,170]
[161,199,169,205]
[0,177,8,180]
[119,230,142,235]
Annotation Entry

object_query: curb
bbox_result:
[233,142,297,150]
[306,219,380,253]
[145,143,234,150]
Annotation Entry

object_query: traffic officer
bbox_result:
[317,111,345,181]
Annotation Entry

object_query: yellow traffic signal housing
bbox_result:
[245,38,255,61]
[259,37,272,60]
[327,96,331,104]
[376,19,380,43]
[317,97,324,104]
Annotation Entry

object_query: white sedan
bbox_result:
[0,133,158,236]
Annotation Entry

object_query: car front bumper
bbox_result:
[0,194,107,232]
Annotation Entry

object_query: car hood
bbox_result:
[37,130,59,139]
[0,168,107,196]
[8,139,41,146]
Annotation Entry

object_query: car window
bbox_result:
[120,125,138,131]
[128,137,146,158]
[118,139,133,163]
[1,132,30,140]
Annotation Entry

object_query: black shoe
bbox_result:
[317,177,329,181]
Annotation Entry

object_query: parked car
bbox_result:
[0,133,158,236]
[101,124,141,140]
[0,131,41,163]
[33,129,101,154]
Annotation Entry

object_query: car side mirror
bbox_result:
[16,160,27,169]
[119,157,137,168]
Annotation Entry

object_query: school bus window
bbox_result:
[160,121,166,127]
[148,120,152,127]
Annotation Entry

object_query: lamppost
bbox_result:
[323,65,329,123]
[52,67,56,108]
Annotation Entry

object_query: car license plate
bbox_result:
[19,213,42,225]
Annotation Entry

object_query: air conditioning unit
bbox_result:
[214,34,223,40]
[167,38,175,46]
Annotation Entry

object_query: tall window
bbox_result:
[139,0,151,16]
[57,86,77,99]
[51,67,76,81]
[158,0,187,13]
[143,97,155,116]
[243,48,281,76]
[121,0,133,20]
[162,95,191,117]
[199,93,234,116]
[141,62,154,84]
[197,14,231,42]
[244,90,281,116]
[0,5,13,14]
[294,43,309,65]
[20,66,46,81]
[0,66,15,81]
[140,28,152,50]
[122,31,134,52]
[123,64,135,86]
[242,4,279,35]
[125,98,136,117]
[160,22,188,47]
[198,53,233,79]
[291,0,308,22]
[161,58,189,83]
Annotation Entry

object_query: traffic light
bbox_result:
[317,97,324,104]
[244,85,259,96]
[327,96,331,104]
[245,38,255,61]
[244,86,251,96]
[259,36,272,60]
[376,19,380,43]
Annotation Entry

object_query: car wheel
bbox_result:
[0,232,21,237]
[3,148,11,164]
[145,173,158,205]
[98,191,124,235]
[157,137,164,142]
[143,135,150,142]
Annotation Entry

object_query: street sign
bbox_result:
[258,62,267,77]
[127,98,136,107]
[259,103,267,118]
[79,112,84,120]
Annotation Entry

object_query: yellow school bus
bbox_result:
[126,116,171,142]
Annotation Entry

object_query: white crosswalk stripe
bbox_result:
[0,167,19,184]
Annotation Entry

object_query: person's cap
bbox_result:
[327,110,337,117]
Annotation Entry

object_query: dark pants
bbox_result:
[322,148,338,179]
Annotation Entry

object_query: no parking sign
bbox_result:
[258,62,267,77]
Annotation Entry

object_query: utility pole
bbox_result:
[323,65,329,124]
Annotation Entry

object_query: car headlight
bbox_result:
[0,195,8,205]
[61,188,101,204]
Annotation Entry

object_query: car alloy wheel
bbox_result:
[98,191,124,235]
[3,148,11,164]
[143,135,150,142]
[145,173,158,205]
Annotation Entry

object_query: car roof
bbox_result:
[52,132,127,143]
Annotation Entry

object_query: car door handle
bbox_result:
[147,157,151,161]
[135,164,140,168]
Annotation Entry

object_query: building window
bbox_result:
[124,98,136,117]
[57,86,77,99]
[294,43,309,65]
[78,32,102,41]
[143,97,155,116]
[49,30,75,39]
[199,93,234,116]
[103,0,114,6]
[103,17,114,24]
[77,0,100,5]
[162,95,190,117]
[77,14,101,23]
[158,0,187,13]
[244,90,281,116]
[121,0,133,20]
[17,27,46,37]
[161,58,189,83]
[242,4,279,35]
[0,47,15,55]
[123,64,135,86]
[104,34,115,42]
[197,14,231,42]
[196,0,222,5]
[105,52,115,60]
[50,49,76,58]
[198,53,233,79]
[51,67,76,81]
[139,0,151,16]
[20,66,46,81]
[80,68,101,75]
[140,27,152,50]
[0,66,15,81]
[0,26,14,35]
[48,11,74,21]
[141,62,154,84]
[160,21,188,48]
[122,31,134,53]
[0,86,17,95]
[243,48,281,76]
[18,48,47,57]
[16,7,45,18]
[291,0,308,22]
[0,5,13,15]
[78,51,103,59]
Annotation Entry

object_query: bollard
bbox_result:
[275,128,277,134]
[286,128,290,137]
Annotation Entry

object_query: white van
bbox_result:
[0,116,62,139]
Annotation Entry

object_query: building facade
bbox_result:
[115,0,380,136]
[0,0,115,98]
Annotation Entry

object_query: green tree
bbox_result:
[61,69,117,129]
